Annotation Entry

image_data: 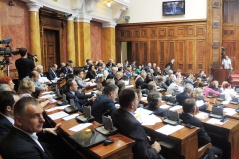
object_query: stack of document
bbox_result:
[156,125,184,135]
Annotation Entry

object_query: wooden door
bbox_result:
[43,30,59,71]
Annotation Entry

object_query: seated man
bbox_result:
[65,79,96,112]
[47,64,58,81]
[36,65,51,84]
[111,89,164,159]
[91,84,118,123]
[0,97,54,159]
[166,78,183,95]
[74,69,90,93]
[176,84,208,111]
[0,91,19,144]
[145,91,167,117]
[180,98,222,159]
[28,71,48,92]
[135,70,148,89]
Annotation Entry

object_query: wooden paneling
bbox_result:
[116,20,208,73]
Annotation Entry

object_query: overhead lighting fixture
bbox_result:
[107,1,111,7]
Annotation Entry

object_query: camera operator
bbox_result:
[15,48,35,81]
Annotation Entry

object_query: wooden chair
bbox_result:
[198,143,212,159]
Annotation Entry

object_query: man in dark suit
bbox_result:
[0,91,19,144]
[111,89,164,159]
[176,84,208,111]
[176,83,193,105]
[180,98,222,159]
[47,64,58,80]
[165,59,175,70]
[65,79,95,112]
[135,70,148,89]
[1,97,53,159]
[91,84,118,123]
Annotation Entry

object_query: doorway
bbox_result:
[43,29,60,71]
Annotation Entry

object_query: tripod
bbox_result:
[0,55,11,76]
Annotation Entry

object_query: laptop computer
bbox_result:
[230,97,238,105]
[217,94,226,101]
[96,116,117,136]
[69,129,107,148]
[57,94,68,106]
[207,92,215,98]
[64,99,78,114]
[166,96,178,106]
[76,106,94,123]
[162,110,182,126]
[209,107,224,119]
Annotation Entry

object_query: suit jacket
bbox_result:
[180,113,211,147]
[0,114,12,145]
[111,108,161,159]
[91,94,116,123]
[47,69,57,80]
[1,127,53,159]
[135,76,148,89]
[158,81,168,90]
[176,91,190,105]
[65,91,92,112]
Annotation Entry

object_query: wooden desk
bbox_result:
[44,105,135,159]
[144,122,199,159]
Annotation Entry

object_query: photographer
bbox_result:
[15,48,35,81]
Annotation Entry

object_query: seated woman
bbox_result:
[204,81,220,97]
[222,83,237,101]
[17,78,51,107]
[145,91,167,117]
[0,76,15,91]
[220,81,228,92]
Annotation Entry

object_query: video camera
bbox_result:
[27,53,38,62]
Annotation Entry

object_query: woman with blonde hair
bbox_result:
[17,78,50,107]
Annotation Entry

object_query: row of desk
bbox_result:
[140,97,239,159]
[44,79,239,159]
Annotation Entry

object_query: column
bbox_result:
[103,22,116,63]
[75,15,92,66]
[66,16,76,67]
[27,2,42,65]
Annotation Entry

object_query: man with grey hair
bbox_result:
[148,81,157,92]
[145,91,167,117]
[176,83,194,105]
[135,70,148,89]
[166,78,183,95]
[36,65,51,84]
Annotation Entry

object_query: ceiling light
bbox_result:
[107,1,111,7]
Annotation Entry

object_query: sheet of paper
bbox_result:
[222,100,230,104]
[62,113,79,121]
[48,111,69,120]
[169,105,182,111]
[45,105,70,112]
[141,97,147,101]
[206,118,227,125]
[223,108,237,116]
[196,100,204,107]
[69,123,92,132]
[126,85,134,88]
[156,125,184,135]
[39,94,56,99]
[42,91,54,95]
[195,112,209,119]
[141,114,162,125]
[160,104,171,109]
